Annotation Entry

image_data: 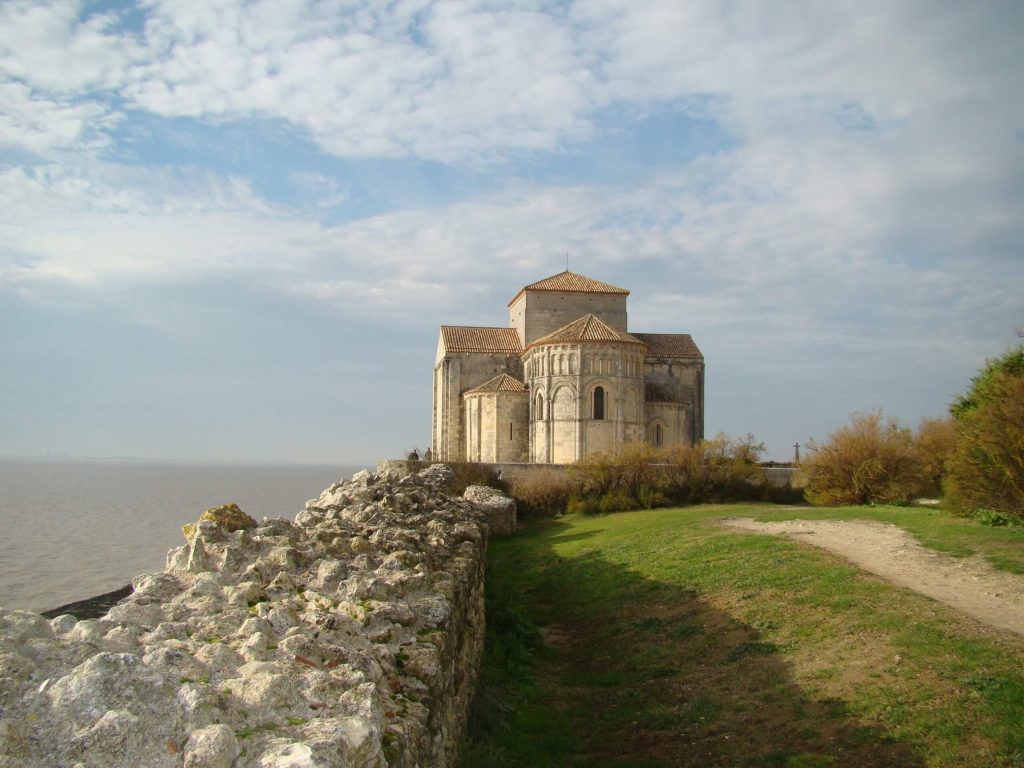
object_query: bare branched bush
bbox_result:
[506,470,578,518]
[798,411,923,506]
[569,451,621,499]
[662,433,765,503]
[567,433,769,512]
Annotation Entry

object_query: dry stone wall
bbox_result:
[0,465,501,768]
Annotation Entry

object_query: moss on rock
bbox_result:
[182,503,257,539]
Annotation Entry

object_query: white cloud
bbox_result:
[0,163,319,290]
[120,0,599,161]
[0,1,1018,350]
[3,118,1016,358]
[1,0,1021,166]
[0,82,115,152]
[0,0,139,92]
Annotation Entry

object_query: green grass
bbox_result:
[463,504,1024,767]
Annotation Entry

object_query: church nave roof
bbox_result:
[632,333,703,360]
[440,326,523,354]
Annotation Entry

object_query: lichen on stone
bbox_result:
[182,503,258,540]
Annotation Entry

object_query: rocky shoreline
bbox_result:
[0,464,514,767]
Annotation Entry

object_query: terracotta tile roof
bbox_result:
[508,270,629,306]
[440,326,523,355]
[465,373,528,394]
[527,314,646,349]
[633,333,703,360]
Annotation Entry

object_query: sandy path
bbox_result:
[720,518,1024,637]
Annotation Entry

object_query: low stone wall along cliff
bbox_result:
[0,465,508,768]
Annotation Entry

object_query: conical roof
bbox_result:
[465,373,528,394]
[526,314,646,350]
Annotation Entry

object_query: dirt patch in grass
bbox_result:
[720,518,1024,636]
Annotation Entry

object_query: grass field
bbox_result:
[462,504,1024,767]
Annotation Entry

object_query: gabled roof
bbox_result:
[465,373,528,394]
[526,314,646,350]
[633,333,703,360]
[439,326,523,355]
[508,270,629,306]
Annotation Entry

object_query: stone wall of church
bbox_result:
[433,352,523,461]
[525,341,646,462]
[644,358,705,444]
[464,391,529,463]
[645,401,687,448]
[509,291,628,346]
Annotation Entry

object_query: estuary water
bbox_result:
[0,460,367,613]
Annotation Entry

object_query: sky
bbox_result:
[0,0,1021,465]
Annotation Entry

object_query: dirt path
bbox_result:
[720,518,1024,637]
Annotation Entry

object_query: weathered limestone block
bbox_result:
[183,723,240,768]
[463,485,518,536]
[0,465,506,767]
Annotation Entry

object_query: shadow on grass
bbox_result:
[465,519,926,768]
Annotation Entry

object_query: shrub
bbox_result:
[662,433,765,504]
[598,490,638,514]
[914,417,957,497]
[567,433,769,511]
[608,443,663,502]
[569,451,621,498]
[636,485,671,509]
[507,470,577,518]
[798,411,924,506]
[566,496,601,515]
[945,347,1024,521]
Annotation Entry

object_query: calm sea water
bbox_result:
[0,460,367,613]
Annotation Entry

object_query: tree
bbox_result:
[799,411,923,506]
[945,346,1024,520]
[950,347,1024,419]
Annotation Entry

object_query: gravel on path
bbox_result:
[720,517,1024,637]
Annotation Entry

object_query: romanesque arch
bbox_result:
[552,385,577,420]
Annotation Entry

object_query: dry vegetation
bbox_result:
[796,346,1023,523]
[508,436,795,520]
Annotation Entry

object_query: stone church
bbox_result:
[432,271,704,464]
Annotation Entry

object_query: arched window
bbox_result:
[535,393,544,420]
[593,386,605,420]
[654,423,664,446]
